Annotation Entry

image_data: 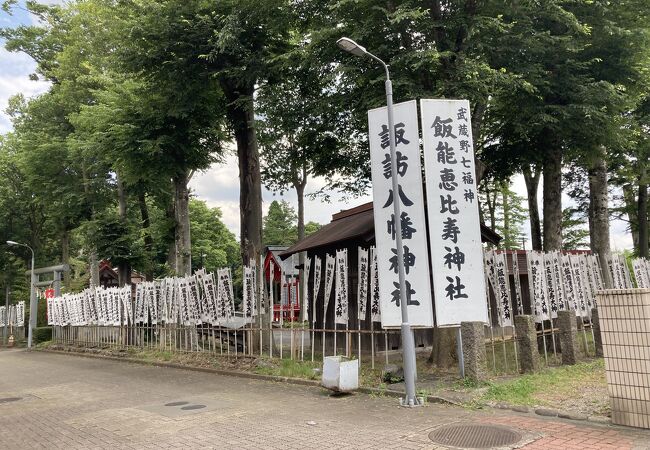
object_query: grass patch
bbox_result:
[479,359,605,407]
[253,358,321,380]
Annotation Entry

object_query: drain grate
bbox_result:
[0,397,22,404]
[428,423,521,449]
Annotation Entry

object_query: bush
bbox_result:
[33,326,52,344]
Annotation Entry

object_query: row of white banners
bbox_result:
[47,268,241,327]
[0,301,25,327]
[46,250,647,328]
[486,251,604,326]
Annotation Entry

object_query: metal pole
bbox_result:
[384,75,419,407]
[456,327,465,378]
[4,285,8,347]
[336,38,418,405]
[28,248,36,348]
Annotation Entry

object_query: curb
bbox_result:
[38,348,457,405]
[492,402,610,426]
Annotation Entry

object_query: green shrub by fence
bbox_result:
[33,327,52,344]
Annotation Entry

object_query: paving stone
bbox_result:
[0,349,648,449]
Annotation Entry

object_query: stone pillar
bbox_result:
[557,310,580,365]
[591,307,603,357]
[460,321,486,382]
[514,315,540,373]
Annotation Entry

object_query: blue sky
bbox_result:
[0,2,634,250]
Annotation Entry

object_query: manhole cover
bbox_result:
[428,423,521,449]
[181,404,206,411]
[0,397,22,404]
[165,401,189,407]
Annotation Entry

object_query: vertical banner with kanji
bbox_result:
[368,100,433,328]
[421,99,488,326]
[334,249,349,325]
[357,247,369,321]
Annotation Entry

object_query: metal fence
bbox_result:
[52,317,598,375]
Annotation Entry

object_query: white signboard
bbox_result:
[368,100,433,328]
[421,99,487,326]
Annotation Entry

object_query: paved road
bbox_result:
[0,349,649,449]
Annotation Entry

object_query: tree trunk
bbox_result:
[638,178,648,258]
[588,149,612,288]
[623,184,640,251]
[295,178,306,320]
[502,183,510,249]
[61,228,71,287]
[222,81,263,265]
[429,327,458,368]
[166,189,177,271]
[81,163,99,286]
[173,171,192,276]
[89,251,99,288]
[543,147,563,251]
[523,165,542,251]
[116,173,131,286]
[138,191,155,281]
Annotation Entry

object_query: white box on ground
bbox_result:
[322,356,359,392]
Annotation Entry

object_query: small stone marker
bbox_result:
[557,310,580,365]
[514,315,540,373]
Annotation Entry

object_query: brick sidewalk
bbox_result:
[0,349,648,449]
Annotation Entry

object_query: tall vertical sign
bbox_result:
[421,99,488,326]
[368,100,433,328]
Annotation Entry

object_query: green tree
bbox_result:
[562,207,590,250]
[480,178,527,250]
[304,221,322,238]
[189,199,240,273]
[263,200,298,246]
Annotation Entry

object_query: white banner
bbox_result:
[570,255,588,318]
[370,247,381,323]
[543,253,559,319]
[369,100,433,328]
[312,256,321,325]
[357,247,369,321]
[510,252,524,315]
[243,265,255,321]
[334,249,349,325]
[527,252,549,322]
[633,258,650,288]
[303,256,311,322]
[323,254,335,326]
[421,99,487,326]
[495,252,512,327]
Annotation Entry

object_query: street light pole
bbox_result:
[3,285,8,347]
[337,37,419,407]
[7,241,36,348]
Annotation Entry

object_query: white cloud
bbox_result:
[0,49,50,133]
[190,153,372,237]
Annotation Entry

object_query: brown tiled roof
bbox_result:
[279,201,501,259]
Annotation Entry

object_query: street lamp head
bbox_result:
[6,241,19,246]
[336,37,367,57]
